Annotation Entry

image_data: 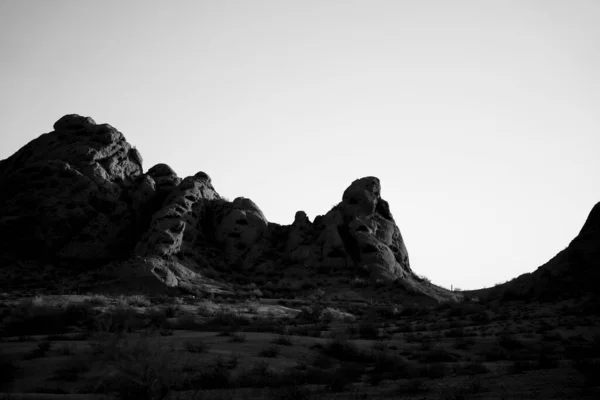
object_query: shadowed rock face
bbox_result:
[485,201,600,300]
[0,114,416,293]
[0,115,144,265]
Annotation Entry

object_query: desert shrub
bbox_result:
[311,352,335,369]
[420,347,461,363]
[123,295,152,307]
[267,384,313,400]
[368,352,409,384]
[83,294,110,306]
[507,359,536,374]
[200,310,251,332]
[416,363,448,379]
[441,301,484,318]
[196,300,216,316]
[318,338,370,363]
[229,331,247,342]
[94,334,174,399]
[574,358,600,387]
[258,345,280,358]
[328,365,357,392]
[286,323,326,337]
[498,334,525,350]
[0,299,89,336]
[94,305,144,334]
[439,377,485,399]
[237,360,272,388]
[51,358,90,381]
[358,321,380,339]
[395,378,427,394]
[184,340,208,353]
[62,302,96,327]
[454,337,476,350]
[481,344,508,361]
[0,351,18,390]
[271,335,293,346]
[22,340,52,360]
[167,313,204,331]
[536,320,554,334]
[398,303,424,317]
[457,361,489,375]
[145,308,169,331]
[246,317,286,334]
[57,343,76,355]
[445,327,466,338]
[537,351,560,369]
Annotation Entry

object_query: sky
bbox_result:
[1,0,599,290]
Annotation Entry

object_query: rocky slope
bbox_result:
[474,202,600,301]
[0,115,428,297]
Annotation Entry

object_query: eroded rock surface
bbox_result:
[0,115,143,265]
[0,114,418,294]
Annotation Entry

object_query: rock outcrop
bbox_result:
[0,114,418,294]
[0,115,143,265]
[483,201,600,300]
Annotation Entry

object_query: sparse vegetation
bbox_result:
[0,292,598,399]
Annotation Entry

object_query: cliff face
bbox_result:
[0,115,417,294]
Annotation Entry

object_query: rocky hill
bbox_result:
[471,201,600,301]
[0,115,446,300]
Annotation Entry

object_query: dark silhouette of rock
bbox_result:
[480,201,600,300]
[0,114,425,296]
[0,115,143,266]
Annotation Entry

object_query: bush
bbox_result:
[498,334,525,350]
[94,334,174,400]
[445,327,466,338]
[271,335,293,346]
[395,378,427,395]
[258,345,280,358]
[51,358,90,381]
[440,378,485,400]
[420,347,461,363]
[358,322,379,339]
[319,338,370,363]
[22,341,52,360]
[168,313,203,330]
[458,362,489,375]
[94,305,144,333]
[237,361,272,388]
[575,359,600,387]
[122,294,152,307]
[184,340,208,353]
[229,332,247,343]
[418,363,448,379]
[267,384,313,400]
[0,299,96,336]
[0,351,18,390]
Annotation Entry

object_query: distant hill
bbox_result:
[469,202,600,301]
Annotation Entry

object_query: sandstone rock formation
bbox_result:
[0,114,420,295]
[0,115,143,266]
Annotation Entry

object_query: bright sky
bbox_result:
[1,1,599,290]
